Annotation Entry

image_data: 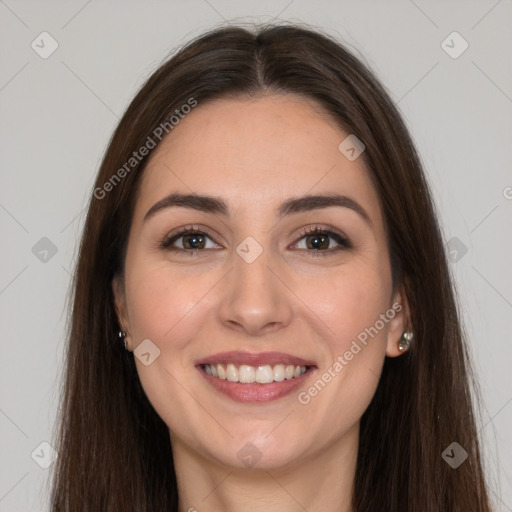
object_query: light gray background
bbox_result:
[0,1,511,510]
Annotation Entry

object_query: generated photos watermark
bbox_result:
[94,97,198,200]
[297,302,402,405]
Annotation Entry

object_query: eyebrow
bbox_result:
[143,192,372,227]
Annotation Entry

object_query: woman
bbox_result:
[50,23,492,511]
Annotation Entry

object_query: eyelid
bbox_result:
[293,224,350,244]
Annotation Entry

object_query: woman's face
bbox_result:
[113,94,408,470]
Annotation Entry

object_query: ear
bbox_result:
[112,275,130,340]
[385,285,412,358]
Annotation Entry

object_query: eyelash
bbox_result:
[159,224,352,257]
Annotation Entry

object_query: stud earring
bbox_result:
[398,331,413,352]
[118,331,128,350]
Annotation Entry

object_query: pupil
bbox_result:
[185,233,204,249]
[308,234,327,250]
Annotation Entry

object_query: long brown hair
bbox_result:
[50,23,492,511]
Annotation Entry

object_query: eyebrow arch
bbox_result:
[143,192,372,227]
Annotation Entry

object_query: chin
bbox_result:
[201,433,308,472]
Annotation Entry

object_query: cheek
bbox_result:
[310,260,392,355]
[296,261,391,417]
[125,256,212,342]
[123,259,213,432]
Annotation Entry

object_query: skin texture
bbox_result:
[113,94,410,511]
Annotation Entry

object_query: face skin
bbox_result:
[113,94,410,512]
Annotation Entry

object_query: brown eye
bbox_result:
[179,232,207,250]
[293,227,352,255]
[160,225,221,254]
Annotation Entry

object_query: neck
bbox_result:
[171,424,359,512]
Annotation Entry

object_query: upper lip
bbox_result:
[195,351,317,367]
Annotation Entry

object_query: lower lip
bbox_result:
[197,366,315,403]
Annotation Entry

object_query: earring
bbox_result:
[118,331,128,350]
[398,331,413,352]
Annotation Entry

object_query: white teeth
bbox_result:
[226,363,238,382]
[203,363,308,383]
[273,364,285,382]
[256,365,274,384]
[239,364,256,383]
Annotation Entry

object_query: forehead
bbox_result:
[135,94,383,226]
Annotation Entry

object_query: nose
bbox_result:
[217,245,294,337]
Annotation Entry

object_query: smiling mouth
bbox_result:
[201,363,310,384]
[195,351,317,402]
